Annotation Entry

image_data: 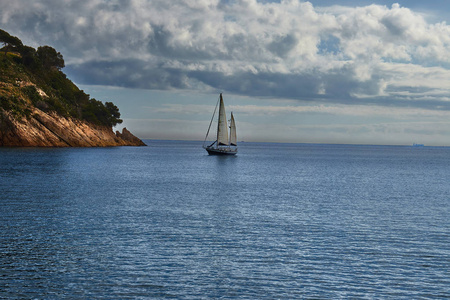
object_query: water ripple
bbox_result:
[0,142,449,298]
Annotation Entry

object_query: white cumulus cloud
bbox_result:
[2,0,450,110]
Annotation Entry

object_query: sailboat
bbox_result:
[203,93,237,155]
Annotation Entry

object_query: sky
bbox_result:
[2,0,450,145]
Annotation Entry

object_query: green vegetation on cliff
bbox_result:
[0,29,122,127]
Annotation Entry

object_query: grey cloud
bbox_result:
[267,34,298,58]
[66,58,401,107]
[66,60,189,90]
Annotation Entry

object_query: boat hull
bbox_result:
[205,147,237,156]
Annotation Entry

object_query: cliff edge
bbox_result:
[0,29,145,147]
[0,107,146,147]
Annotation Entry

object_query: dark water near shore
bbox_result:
[1,140,449,299]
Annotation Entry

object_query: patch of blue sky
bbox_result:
[318,35,340,55]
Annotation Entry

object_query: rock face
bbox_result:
[116,127,146,146]
[0,108,146,147]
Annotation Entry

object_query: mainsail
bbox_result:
[229,112,237,146]
[217,94,229,145]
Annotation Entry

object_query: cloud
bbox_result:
[155,102,450,119]
[2,0,450,110]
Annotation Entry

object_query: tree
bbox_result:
[0,29,23,55]
[81,99,123,127]
[19,45,38,68]
[36,45,65,70]
[105,102,123,127]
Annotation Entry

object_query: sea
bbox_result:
[0,140,449,299]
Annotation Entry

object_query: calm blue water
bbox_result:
[0,141,449,299]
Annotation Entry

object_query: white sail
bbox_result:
[217,94,229,145]
[229,112,237,146]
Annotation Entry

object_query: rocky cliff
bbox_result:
[0,107,146,147]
